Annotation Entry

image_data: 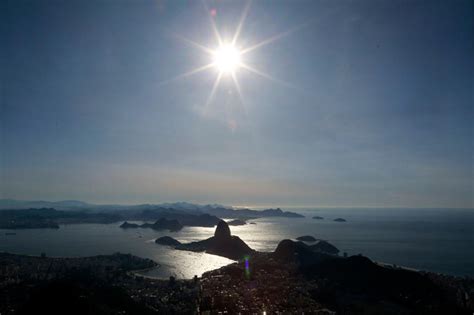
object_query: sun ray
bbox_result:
[172,32,215,55]
[203,71,223,115]
[157,63,215,86]
[232,0,252,46]
[240,21,310,55]
[202,0,223,46]
[163,1,306,116]
[240,62,296,89]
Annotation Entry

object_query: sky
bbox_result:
[1,0,473,208]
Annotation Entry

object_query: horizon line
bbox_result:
[0,198,472,210]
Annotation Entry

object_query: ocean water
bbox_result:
[1,208,473,278]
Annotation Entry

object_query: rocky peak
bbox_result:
[214,220,231,239]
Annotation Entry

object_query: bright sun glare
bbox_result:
[213,44,242,74]
[166,1,300,114]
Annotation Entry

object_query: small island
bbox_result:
[155,220,254,260]
[333,218,346,222]
[227,219,247,226]
[120,218,183,231]
[120,221,140,228]
[155,236,182,246]
[312,216,324,220]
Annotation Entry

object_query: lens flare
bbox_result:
[244,256,250,279]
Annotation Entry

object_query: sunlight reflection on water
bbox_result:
[1,208,473,277]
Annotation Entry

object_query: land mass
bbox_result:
[0,252,198,314]
[156,220,254,260]
[1,245,472,314]
[0,201,304,229]
[120,218,183,232]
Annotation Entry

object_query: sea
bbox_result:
[1,208,473,279]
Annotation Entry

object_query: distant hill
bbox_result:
[0,199,92,210]
[0,199,304,218]
[0,199,229,212]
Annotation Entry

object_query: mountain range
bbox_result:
[0,199,304,219]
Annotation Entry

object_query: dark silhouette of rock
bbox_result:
[136,210,220,227]
[312,216,324,220]
[227,219,246,226]
[260,208,304,218]
[272,239,339,266]
[155,236,181,246]
[120,221,139,228]
[296,235,317,242]
[299,255,463,314]
[334,218,346,222]
[200,206,304,219]
[174,220,254,260]
[214,220,231,239]
[272,240,330,265]
[142,218,183,231]
[309,240,339,255]
[121,219,183,232]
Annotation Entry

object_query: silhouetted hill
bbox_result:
[0,208,119,229]
[0,199,305,220]
[155,236,182,246]
[157,220,254,260]
[134,209,220,227]
[200,243,473,314]
[309,240,340,255]
[272,239,340,264]
[0,199,92,210]
[203,207,304,219]
[301,255,468,314]
[120,218,183,232]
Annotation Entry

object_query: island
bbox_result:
[119,221,140,228]
[134,210,220,227]
[312,216,324,220]
[120,218,183,232]
[333,218,346,222]
[155,236,182,246]
[227,219,247,226]
[155,220,254,260]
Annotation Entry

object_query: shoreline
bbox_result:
[1,248,472,280]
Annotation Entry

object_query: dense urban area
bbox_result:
[1,247,473,314]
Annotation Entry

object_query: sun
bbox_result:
[213,44,242,74]
[164,1,301,114]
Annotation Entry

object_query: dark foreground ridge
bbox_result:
[200,240,474,314]
[0,252,198,314]
[1,242,473,314]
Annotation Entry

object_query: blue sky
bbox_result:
[1,0,472,207]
